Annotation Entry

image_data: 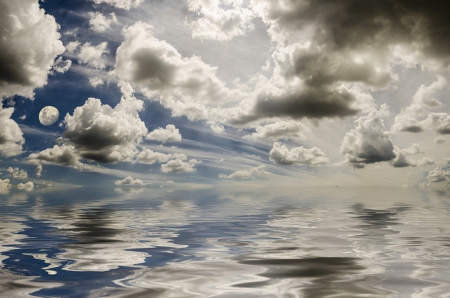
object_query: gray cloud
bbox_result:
[136,149,186,165]
[236,0,450,126]
[28,145,81,168]
[244,120,309,141]
[341,105,395,168]
[219,165,269,179]
[233,87,360,125]
[392,76,447,133]
[269,142,329,166]
[255,0,450,64]
[0,0,64,99]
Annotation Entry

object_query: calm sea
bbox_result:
[1,186,449,297]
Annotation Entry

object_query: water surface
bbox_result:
[1,186,449,297]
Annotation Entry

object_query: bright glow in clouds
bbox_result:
[187,0,255,41]
[91,0,143,10]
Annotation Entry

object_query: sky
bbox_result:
[1,0,450,192]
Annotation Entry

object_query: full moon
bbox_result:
[39,106,59,126]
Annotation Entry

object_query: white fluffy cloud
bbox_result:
[146,124,182,143]
[91,0,143,10]
[341,105,395,168]
[63,95,147,163]
[269,142,329,165]
[161,159,199,173]
[0,106,24,157]
[7,167,28,179]
[219,165,269,179]
[244,120,309,141]
[0,0,65,99]
[17,181,34,191]
[187,0,255,41]
[136,149,186,165]
[115,176,144,185]
[115,22,238,120]
[392,76,447,133]
[78,42,108,69]
[0,179,11,194]
[88,12,118,33]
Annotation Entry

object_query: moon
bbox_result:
[39,106,59,126]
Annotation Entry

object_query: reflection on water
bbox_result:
[1,187,450,297]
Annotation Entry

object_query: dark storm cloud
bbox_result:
[265,0,450,62]
[232,87,359,125]
[237,0,450,125]
[401,126,423,133]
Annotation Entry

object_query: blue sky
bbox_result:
[1,0,450,192]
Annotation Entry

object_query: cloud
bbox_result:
[88,12,118,33]
[62,95,147,163]
[161,159,199,173]
[136,149,186,165]
[78,42,108,69]
[219,165,269,179]
[253,0,450,66]
[391,144,429,168]
[269,142,329,165]
[0,106,25,157]
[187,0,254,41]
[0,0,64,99]
[146,124,182,143]
[435,136,446,144]
[35,163,42,177]
[89,77,105,88]
[115,22,236,120]
[52,57,72,74]
[7,167,28,179]
[341,105,395,168]
[91,0,143,10]
[392,76,447,133]
[244,120,309,141]
[421,166,450,189]
[28,144,81,168]
[0,179,11,194]
[115,176,144,185]
[209,122,224,134]
[422,113,450,135]
[17,181,34,191]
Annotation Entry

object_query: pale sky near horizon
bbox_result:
[1,0,450,192]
